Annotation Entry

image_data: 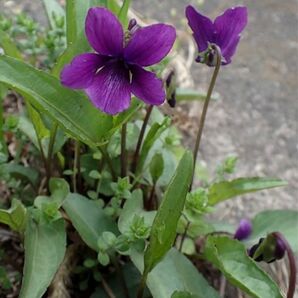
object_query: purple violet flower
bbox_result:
[185,5,248,65]
[60,7,176,115]
[234,219,252,241]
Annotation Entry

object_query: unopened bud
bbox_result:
[234,219,252,241]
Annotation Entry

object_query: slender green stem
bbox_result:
[121,123,127,178]
[47,122,58,179]
[191,45,222,189]
[137,273,148,298]
[272,232,297,298]
[99,146,117,180]
[131,105,153,174]
[147,183,156,210]
[179,220,190,252]
[72,141,80,193]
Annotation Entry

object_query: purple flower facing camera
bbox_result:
[61,7,176,115]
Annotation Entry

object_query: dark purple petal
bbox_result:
[214,7,248,62]
[85,7,124,56]
[124,24,176,67]
[234,219,252,241]
[130,65,165,105]
[185,5,214,52]
[274,236,286,260]
[60,53,107,89]
[85,61,131,115]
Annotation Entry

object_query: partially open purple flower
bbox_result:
[234,219,252,241]
[185,5,248,65]
[61,7,176,115]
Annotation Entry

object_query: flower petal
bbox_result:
[85,7,124,56]
[124,24,176,67]
[185,5,214,52]
[60,53,107,89]
[214,7,248,62]
[130,65,165,105]
[85,61,131,115]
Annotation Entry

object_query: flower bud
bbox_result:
[234,219,252,241]
[248,233,287,263]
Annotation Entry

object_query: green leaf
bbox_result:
[118,0,131,27]
[204,236,283,298]
[0,55,113,147]
[131,248,219,298]
[0,163,39,186]
[108,0,121,15]
[0,199,27,232]
[49,178,70,203]
[0,30,22,59]
[208,177,287,206]
[42,0,65,30]
[136,117,171,175]
[118,189,156,234]
[19,216,66,298]
[247,210,298,253]
[171,291,199,298]
[63,193,118,251]
[150,153,164,183]
[144,151,193,274]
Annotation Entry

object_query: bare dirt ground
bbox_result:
[1,0,298,223]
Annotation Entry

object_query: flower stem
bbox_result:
[131,105,153,174]
[179,220,190,252]
[99,146,117,181]
[272,232,297,298]
[137,273,148,298]
[121,123,127,178]
[46,122,58,184]
[72,141,80,193]
[191,45,222,189]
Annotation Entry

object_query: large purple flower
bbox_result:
[186,5,248,65]
[61,7,176,115]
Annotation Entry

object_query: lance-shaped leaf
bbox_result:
[143,151,193,275]
[136,117,171,175]
[204,236,283,298]
[63,193,118,251]
[19,216,66,298]
[118,0,131,27]
[0,55,114,147]
[208,177,287,206]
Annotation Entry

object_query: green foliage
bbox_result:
[208,177,287,206]
[0,199,27,232]
[19,215,66,298]
[150,153,164,184]
[63,193,118,251]
[118,0,131,27]
[204,236,283,298]
[0,55,114,146]
[144,151,193,275]
[132,248,220,298]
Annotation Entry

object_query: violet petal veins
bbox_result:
[60,7,176,115]
[186,5,248,65]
